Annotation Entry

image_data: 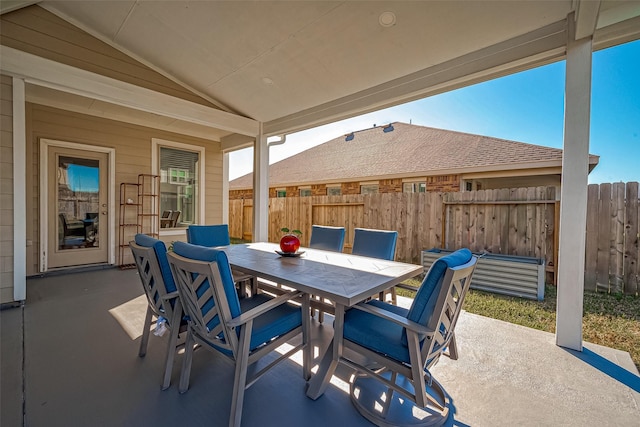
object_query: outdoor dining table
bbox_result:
[221,242,423,400]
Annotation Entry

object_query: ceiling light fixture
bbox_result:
[379,11,396,28]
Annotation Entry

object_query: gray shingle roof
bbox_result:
[229,122,599,189]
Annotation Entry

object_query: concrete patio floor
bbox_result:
[1,267,639,427]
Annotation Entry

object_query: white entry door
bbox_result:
[46,145,109,268]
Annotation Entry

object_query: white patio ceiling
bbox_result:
[4,0,639,139]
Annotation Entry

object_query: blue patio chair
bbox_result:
[186,224,231,246]
[309,224,346,252]
[351,227,398,260]
[308,225,346,322]
[168,242,310,427]
[187,224,255,297]
[352,228,399,304]
[340,248,477,426]
[129,234,185,390]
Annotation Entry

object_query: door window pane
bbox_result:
[57,156,100,250]
[159,147,199,227]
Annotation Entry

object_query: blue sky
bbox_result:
[67,164,99,192]
[229,39,639,184]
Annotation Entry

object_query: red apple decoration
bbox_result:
[280,234,300,253]
[280,228,301,253]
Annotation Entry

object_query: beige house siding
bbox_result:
[0,75,14,303]
[26,104,223,275]
[0,5,216,108]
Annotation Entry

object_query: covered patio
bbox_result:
[1,267,638,426]
[2,2,640,425]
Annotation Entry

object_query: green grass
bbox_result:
[399,280,640,371]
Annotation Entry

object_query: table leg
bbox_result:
[306,303,345,400]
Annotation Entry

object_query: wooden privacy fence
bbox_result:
[229,186,558,280]
[229,183,640,295]
[585,182,639,295]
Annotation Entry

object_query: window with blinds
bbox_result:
[159,147,199,226]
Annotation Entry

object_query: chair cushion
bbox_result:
[238,294,302,351]
[343,299,412,364]
[134,234,176,293]
[199,294,302,355]
[403,248,472,345]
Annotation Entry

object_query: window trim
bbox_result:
[403,181,426,193]
[360,183,379,194]
[299,186,312,197]
[152,138,205,234]
[327,185,342,196]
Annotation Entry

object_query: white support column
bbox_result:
[556,14,593,351]
[252,124,269,242]
[222,152,230,224]
[12,77,26,302]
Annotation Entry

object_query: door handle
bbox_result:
[101,211,107,215]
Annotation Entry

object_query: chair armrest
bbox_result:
[351,302,433,335]
[227,290,303,328]
[160,291,179,301]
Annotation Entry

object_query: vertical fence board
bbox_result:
[611,183,625,293]
[584,184,599,291]
[463,190,474,250]
[498,188,511,254]
[508,188,519,255]
[596,184,612,292]
[475,189,487,252]
[485,189,497,253]
[417,192,427,258]
[533,187,545,260]
[624,182,639,295]
[429,192,443,249]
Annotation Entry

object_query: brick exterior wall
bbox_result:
[426,175,460,192]
[311,184,326,195]
[341,182,361,195]
[379,178,403,193]
[229,174,461,199]
[233,189,254,200]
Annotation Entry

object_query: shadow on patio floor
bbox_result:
[1,267,639,426]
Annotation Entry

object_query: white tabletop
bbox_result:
[223,242,423,307]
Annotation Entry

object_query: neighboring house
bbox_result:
[229,122,600,199]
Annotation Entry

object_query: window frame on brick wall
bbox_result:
[327,186,342,195]
[360,184,379,194]
[403,182,426,193]
[299,187,312,197]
